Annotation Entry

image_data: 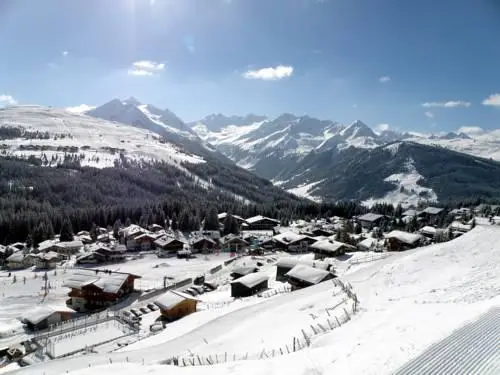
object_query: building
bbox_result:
[285,264,334,290]
[221,235,248,253]
[357,237,383,252]
[64,269,141,312]
[419,226,438,239]
[275,257,331,282]
[155,290,199,321]
[6,252,33,270]
[384,230,422,251]
[21,306,73,331]
[230,272,269,298]
[130,233,158,251]
[155,237,185,257]
[34,251,61,269]
[421,207,444,216]
[0,245,13,267]
[245,215,280,231]
[54,240,83,256]
[190,237,216,253]
[273,232,316,253]
[358,213,385,229]
[37,239,59,253]
[231,266,258,279]
[218,213,245,226]
[309,239,356,260]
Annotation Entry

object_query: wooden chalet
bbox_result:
[155,237,185,257]
[230,272,268,298]
[218,213,246,226]
[190,236,216,253]
[9,242,26,251]
[34,251,61,269]
[260,238,275,251]
[77,244,126,264]
[154,290,199,321]
[309,239,356,260]
[0,245,13,267]
[358,213,385,229]
[245,215,280,230]
[6,252,34,270]
[285,264,334,291]
[273,232,316,253]
[54,240,83,256]
[130,233,158,251]
[37,239,59,253]
[231,266,258,279]
[419,226,438,239]
[275,257,331,282]
[384,230,422,251]
[221,235,248,253]
[64,269,141,312]
[21,306,73,331]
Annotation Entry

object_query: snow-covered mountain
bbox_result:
[189,113,268,132]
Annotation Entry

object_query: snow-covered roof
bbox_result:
[273,231,308,244]
[154,236,184,247]
[358,237,379,249]
[423,207,444,215]
[56,240,83,249]
[310,239,355,253]
[402,209,419,217]
[63,269,139,293]
[231,266,258,276]
[450,221,472,232]
[154,290,198,310]
[38,239,57,251]
[6,252,25,262]
[385,230,422,244]
[276,257,330,270]
[358,213,384,222]
[285,264,331,284]
[218,212,244,221]
[230,272,268,288]
[21,306,57,325]
[246,215,280,224]
[39,251,60,261]
[420,226,437,235]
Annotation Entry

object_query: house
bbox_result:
[285,264,334,291]
[230,272,269,298]
[6,252,34,270]
[0,245,13,267]
[309,239,356,260]
[38,239,58,253]
[190,236,216,253]
[357,237,383,252]
[34,251,61,269]
[177,249,192,259]
[231,266,258,279]
[148,224,164,233]
[358,213,385,229]
[309,228,334,237]
[245,215,280,230]
[55,240,83,256]
[154,290,199,321]
[130,233,157,251]
[64,269,141,312]
[384,230,422,251]
[95,246,126,263]
[155,237,185,257]
[272,232,315,253]
[21,306,73,331]
[450,221,472,234]
[96,233,113,243]
[275,257,331,282]
[193,230,221,241]
[260,238,275,251]
[421,207,444,216]
[419,226,438,239]
[218,213,245,226]
[221,235,248,253]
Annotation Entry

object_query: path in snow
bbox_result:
[394,307,500,375]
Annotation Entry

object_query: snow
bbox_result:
[9,226,500,375]
[285,264,331,284]
[363,157,437,208]
[286,180,324,203]
[230,272,268,288]
[155,291,197,310]
[384,230,422,244]
[384,142,401,156]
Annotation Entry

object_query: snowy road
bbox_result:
[394,307,500,375]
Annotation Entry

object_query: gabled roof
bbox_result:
[38,239,58,251]
[419,226,437,235]
[246,215,280,224]
[402,209,419,217]
[276,257,330,270]
[273,231,309,245]
[285,264,331,284]
[423,207,444,215]
[309,239,355,253]
[358,213,384,222]
[63,269,140,293]
[385,230,422,244]
[6,252,25,262]
[56,240,83,249]
[230,272,268,288]
[154,290,198,310]
[21,306,57,325]
[154,236,185,247]
[218,213,245,222]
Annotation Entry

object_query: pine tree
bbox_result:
[223,213,234,236]
[25,234,33,249]
[171,212,178,231]
[164,215,170,230]
[229,216,240,235]
[203,207,219,231]
[354,222,362,235]
[179,209,191,231]
[60,217,74,242]
[113,219,121,238]
[125,217,131,227]
[90,223,98,241]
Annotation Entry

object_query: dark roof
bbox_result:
[358,213,384,222]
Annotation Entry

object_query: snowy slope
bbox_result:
[0,106,205,168]
[12,225,500,375]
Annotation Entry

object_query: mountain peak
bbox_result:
[122,97,142,106]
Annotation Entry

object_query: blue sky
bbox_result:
[1,0,499,132]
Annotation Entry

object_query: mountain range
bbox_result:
[1,97,500,207]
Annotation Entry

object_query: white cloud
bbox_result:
[128,60,165,76]
[424,111,434,118]
[457,126,484,135]
[482,93,500,107]
[0,94,17,106]
[62,51,69,57]
[66,104,96,114]
[422,100,471,108]
[375,123,390,132]
[379,76,391,83]
[243,65,294,81]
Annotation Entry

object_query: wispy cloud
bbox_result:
[62,51,69,57]
[128,60,165,76]
[183,36,195,54]
[375,123,390,132]
[379,76,391,83]
[424,111,434,118]
[422,100,471,108]
[0,94,17,106]
[482,93,500,107]
[66,104,96,114]
[243,65,293,81]
[457,126,484,135]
